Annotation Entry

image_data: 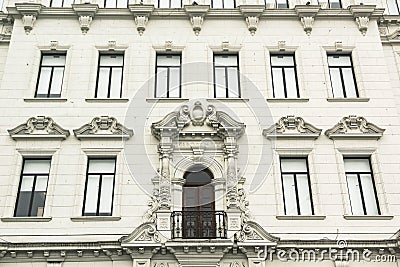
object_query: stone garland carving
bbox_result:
[263,115,321,139]
[325,115,385,139]
[8,116,70,139]
[73,116,134,139]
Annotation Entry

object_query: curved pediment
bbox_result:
[151,101,245,140]
[263,115,321,139]
[236,221,280,243]
[325,115,385,140]
[73,116,133,140]
[8,116,70,140]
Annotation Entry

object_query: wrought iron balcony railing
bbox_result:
[171,211,227,239]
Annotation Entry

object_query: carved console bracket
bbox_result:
[129,5,154,36]
[8,116,70,140]
[349,5,376,36]
[239,5,265,35]
[72,3,99,34]
[325,115,385,140]
[73,116,134,140]
[263,115,321,140]
[295,5,320,36]
[15,3,43,34]
[184,5,209,36]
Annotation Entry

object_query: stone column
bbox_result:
[224,135,239,209]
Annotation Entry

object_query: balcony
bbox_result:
[171,211,227,239]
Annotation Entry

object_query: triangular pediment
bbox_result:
[325,115,385,140]
[263,115,321,139]
[151,101,245,140]
[8,116,70,140]
[73,116,133,140]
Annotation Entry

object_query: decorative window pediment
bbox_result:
[325,115,385,140]
[236,221,280,243]
[262,115,321,139]
[151,101,245,140]
[8,116,70,140]
[120,222,164,245]
[73,116,133,140]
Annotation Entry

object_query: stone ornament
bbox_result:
[295,5,320,36]
[263,115,321,139]
[129,5,154,36]
[235,221,280,243]
[15,3,43,34]
[239,5,265,35]
[72,3,99,34]
[73,116,134,139]
[325,115,385,140]
[349,5,378,36]
[184,5,209,36]
[120,222,163,244]
[8,116,70,140]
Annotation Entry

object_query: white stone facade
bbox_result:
[0,0,399,267]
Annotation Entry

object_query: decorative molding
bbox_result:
[239,5,264,35]
[120,222,163,244]
[276,215,326,220]
[209,41,242,52]
[15,3,43,34]
[295,5,320,35]
[0,16,13,42]
[348,5,376,35]
[184,5,209,35]
[129,5,154,36]
[8,116,70,140]
[263,115,321,139]
[1,217,52,222]
[73,116,134,140]
[325,115,385,140]
[72,3,99,34]
[335,261,349,267]
[152,41,185,52]
[236,221,280,243]
[343,215,393,220]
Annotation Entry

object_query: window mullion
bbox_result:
[282,67,287,98]
[357,174,368,215]
[47,67,55,97]
[96,174,103,216]
[225,67,229,98]
[293,174,301,215]
[107,67,112,98]
[28,175,38,217]
[338,67,347,98]
[167,67,170,98]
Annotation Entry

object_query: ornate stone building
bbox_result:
[0,0,399,267]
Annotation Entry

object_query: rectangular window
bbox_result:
[15,159,51,217]
[155,54,181,98]
[211,0,236,8]
[387,0,400,15]
[95,54,124,98]
[50,0,75,7]
[280,158,314,215]
[35,54,66,98]
[328,54,358,98]
[97,0,129,8]
[214,54,240,98]
[344,158,380,215]
[270,54,299,98]
[264,0,288,8]
[328,0,342,8]
[83,158,116,216]
[156,0,182,8]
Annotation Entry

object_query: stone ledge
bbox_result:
[70,216,122,222]
[207,98,249,102]
[1,217,52,222]
[276,215,326,220]
[343,215,394,220]
[146,98,189,103]
[85,98,129,103]
[24,98,68,102]
[326,98,370,102]
[266,98,309,102]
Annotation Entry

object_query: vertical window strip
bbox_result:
[270,54,299,98]
[327,54,358,98]
[155,54,182,98]
[35,54,66,98]
[213,54,241,98]
[95,54,124,98]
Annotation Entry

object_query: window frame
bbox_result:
[155,0,183,8]
[49,0,75,7]
[328,0,342,8]
[35,53,66,98]
[264,0,289,8]
[97,0,129,8]
[82,157,117,216]
[327,53,358,98]
[95,53,125,99]
[270,54,300,98]
[344,157,381,216]
[154,53,182,98]
[14,158,52,217]
[211,0,237,8]
[213,53,241,98]
[387,0,400,15]
[280,157,314,216]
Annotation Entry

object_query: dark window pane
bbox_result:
[15,191,31,217]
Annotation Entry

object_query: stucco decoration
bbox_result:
[15,3,42,34]
[73,116,134,139]
[185,5,209,35]
[120,222,163,244]
[239,5,265,35]
[349,5,378,35]
[263,115,321,139]
[8,116,70,140]
[72,3,99,34]
[235,221,280,243]
[295,5,320,35]
[325,115,385,140]
[129,5,154,35]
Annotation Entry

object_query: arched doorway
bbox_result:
[182,165,215,238]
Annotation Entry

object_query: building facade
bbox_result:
[0,0,400,266]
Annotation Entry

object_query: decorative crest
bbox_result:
[8,116,70,140]
[325,115,385,140]
[73,116,133,139]
[263,115,321,139]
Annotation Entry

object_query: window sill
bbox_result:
[146,98,189,103]
[343,215,393,220]
[207,98,249,102]
[1,217,52,222]
[276,215,326,220]
[85,98,129,103]
[266,98,309,102]
[24,98,68,102]
[327,98,369,102]
[70,216,121,222]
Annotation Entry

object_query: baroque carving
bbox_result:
[72,3,98,34]
[245,16,259,35]
[134,15,149,35]
[73,116,134,139]
[263,115,321,139]
[348,5,376,35]
[239,5,264,35]
[120,222,162,244]
[325,115,385,140]
[129,5,154,35]
[22,15,36,34]
[236,221,280,243]
[15,3,42,35]
[295,5,320,35]
[185,5,209,35]
[355,16,369,36]
[301,16,314,35]
[8,116,70,139]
